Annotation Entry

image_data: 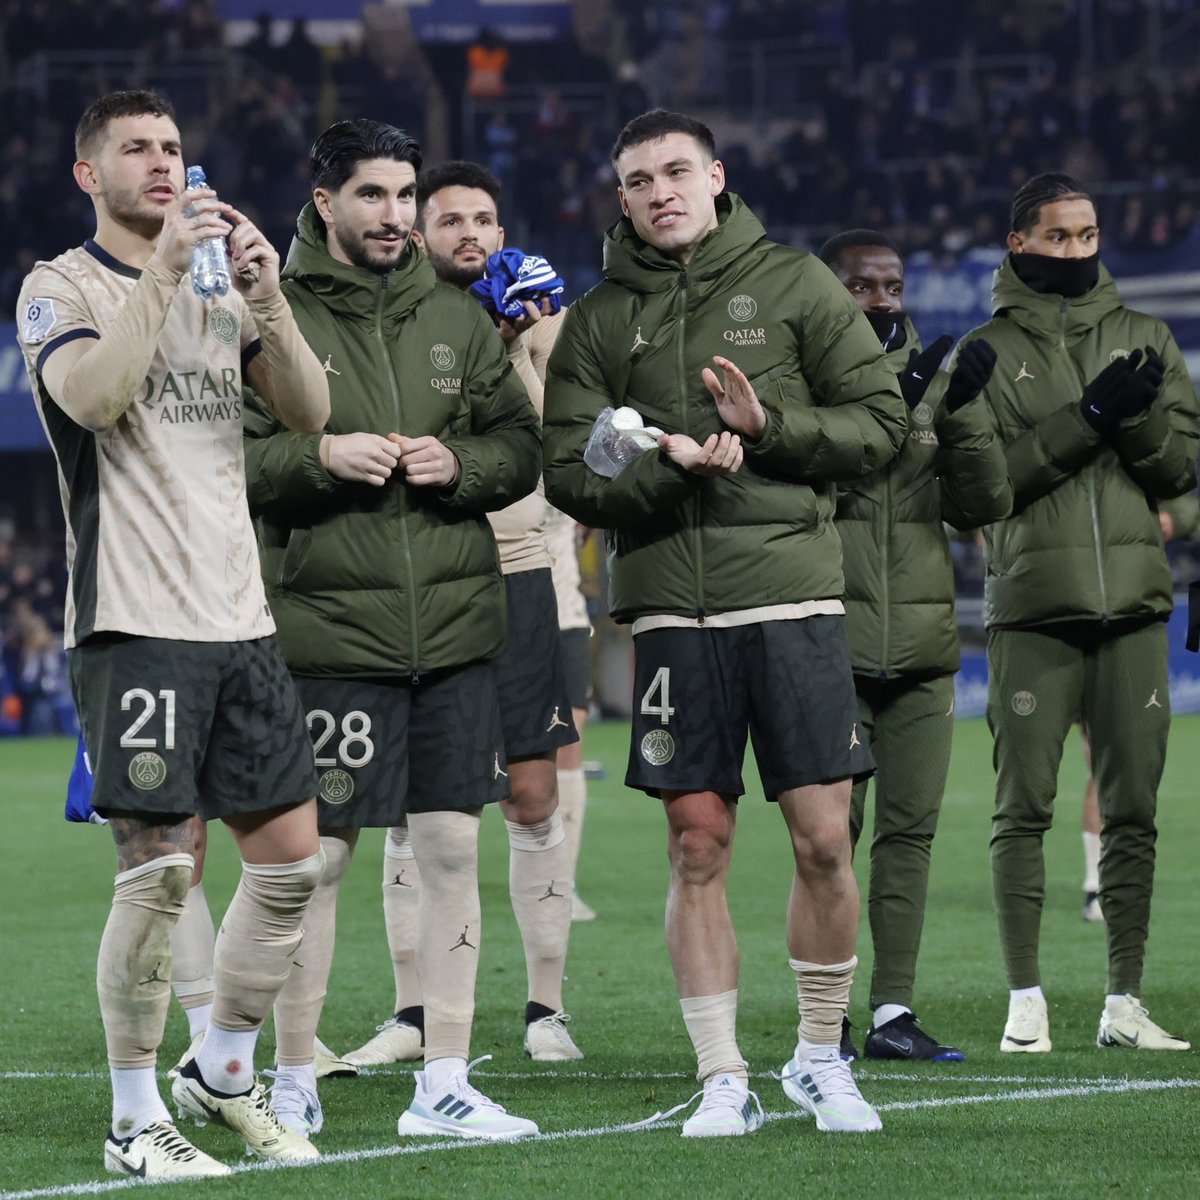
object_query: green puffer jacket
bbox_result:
[243,204,541,676]
[542,195,906,624]
[966,257,1199,629]
[836,319,1012,677]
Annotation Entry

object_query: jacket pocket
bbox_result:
[278,528,313,588]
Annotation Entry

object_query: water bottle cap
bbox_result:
[185,165,207,188]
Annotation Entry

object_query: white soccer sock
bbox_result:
[1082,831,1101,893]
[185,1002,212,1039]
[110,1066,170,1140]
[1106,993,1133,1009]
[423,1056,467,1093]
[1009,985,1045,1006]
[195,1024,258,1094]
[872,1003,911,1029]
[556,767,587,880]
[271,1061,317,1090]
[383,825,423,1013]
[507,814,571,1010]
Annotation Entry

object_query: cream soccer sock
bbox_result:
[383,824,424,1013]
[273,835,353,1066]
[408,810,481,1064]
[679,990,748,1082]
[556,768,587,880]
[199,849,325,1093]
[170,882,215,1037]
[507,814,572,1011]
[791,956,857,1048]
[98,854,194,1070]
[99,853,193,1137]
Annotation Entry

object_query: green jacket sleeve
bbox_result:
[997,398,1104,516]
[742,261,907,482]
[439,315,543,514]
[542,302,701,528]
[242,387,340,521]
[1110,333,1199,500]
[933,380,1014,531]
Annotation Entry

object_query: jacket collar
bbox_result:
[282,202,436,317]
[991,253,1122,343]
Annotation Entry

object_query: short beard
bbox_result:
[425,247,485,290]
[334,221,409,275]
[104,188,165,240]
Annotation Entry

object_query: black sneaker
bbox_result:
[839,1016,859,1062]
[864,1012,964,1062]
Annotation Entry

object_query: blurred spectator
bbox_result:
[466,27,509,100]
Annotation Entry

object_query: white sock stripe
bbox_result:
[113,853,194,887]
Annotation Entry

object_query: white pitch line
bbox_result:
[2,1076,1197,1200]
[1,1067,1156,1087]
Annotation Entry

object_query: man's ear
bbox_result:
[73,159,100,197]
[1007,231,1024,254]
[617,186,630,218]
[708,158,726,196]
[410,228,426,254]
[496,224,505,251]
[312,186,335,227]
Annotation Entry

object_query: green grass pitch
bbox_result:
[1,717,1197,1198]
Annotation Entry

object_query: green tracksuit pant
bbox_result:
[850,673,956,1010]
[988,620,1169,995]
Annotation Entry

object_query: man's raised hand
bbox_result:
[702,356,766,439]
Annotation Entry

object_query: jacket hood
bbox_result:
[601,193,768,296]
[991,253,1122,342]
[282,201,436,317]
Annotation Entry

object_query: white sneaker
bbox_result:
[524,1012,585,1061]
[314,1034,359,1079]
[679,1074,764,1138]
[779,1046,882,1132]
[396,1055,538,1140]
[104,1121,230,1179]
[1098,996,1190,1050]
[171,1062,319,1161]
[1082,891,1104,923]
[343,1016,424,1067]
[571,890,597,922]
[167,1029,205,1081]
[1001,995,1052,1053]
[266,1067,324,1135]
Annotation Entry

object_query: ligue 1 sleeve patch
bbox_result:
[21,297,57,344]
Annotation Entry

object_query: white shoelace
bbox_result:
[630,1079,764,1130]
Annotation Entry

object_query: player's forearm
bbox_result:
[244,290,330,433]
[57,258,182,432]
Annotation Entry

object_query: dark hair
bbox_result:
[817,228,901,268]
[611,108,716,167]
[310,119,422,190]
[1010,172,1094,233]
[75,90,176,159]
[416,160,502,226]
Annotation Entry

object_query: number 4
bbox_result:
[640,667,675,725]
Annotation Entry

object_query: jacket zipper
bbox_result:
[1061,297,1110,622]
[376,275,423,680]
[879,468,891,676]
[677,271,705,624]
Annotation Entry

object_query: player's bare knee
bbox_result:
[791,823,851,877]
[500,789,557,825]
[669,824,733,885]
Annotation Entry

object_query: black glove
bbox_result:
[898,334,954,409]
[1079,349,1143,433]
[944,339,998,412]
[1115,345,1164,421]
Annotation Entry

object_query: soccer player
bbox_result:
[819,229,1011,1061]
[242,120,543,1139]
[543,109,907,1135]
[345,160,582,1070]
[16,89,331,1178]
[966,173,1197,1052]
[1076,494,1197,923]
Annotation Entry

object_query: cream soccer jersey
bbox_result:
[16,239,275,647]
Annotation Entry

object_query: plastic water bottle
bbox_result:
[185,165,230,299]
